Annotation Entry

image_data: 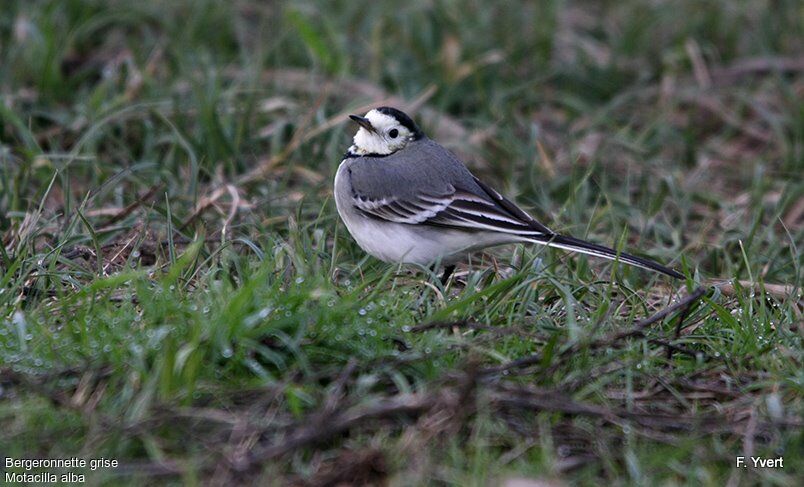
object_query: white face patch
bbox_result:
[350,109,414,156]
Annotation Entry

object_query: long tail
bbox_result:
[528,233,684,279]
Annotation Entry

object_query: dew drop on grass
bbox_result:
[327,300,335,307]
[103,344,112,353]
[368,329,377,336]
[221,348,233,358]
[295,276,305,284]
[402,325,411,332]
[358,308,367,316]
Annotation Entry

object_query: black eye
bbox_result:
[389,129,399,138]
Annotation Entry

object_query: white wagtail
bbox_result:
[334,107,683,283]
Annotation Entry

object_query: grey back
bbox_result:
[346,138,485,199]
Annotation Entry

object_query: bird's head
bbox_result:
[347,107,423,157]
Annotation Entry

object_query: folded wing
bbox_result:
[352,178,551,237]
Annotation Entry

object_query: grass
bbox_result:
[1,0,802,485]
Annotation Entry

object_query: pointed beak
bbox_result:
[349,114,376,133]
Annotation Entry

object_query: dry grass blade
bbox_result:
[231,392,438,472]
[709,279,801,301]
[236,91,328,185]
[483,287,709,376]
[97,184,163,230]
[709,56,804,84]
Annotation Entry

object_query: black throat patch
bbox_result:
[344,148,393,159]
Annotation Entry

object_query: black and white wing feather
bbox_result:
[352,191,451,224]
[352,178,551,237]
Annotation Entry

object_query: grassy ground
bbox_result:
[1,0,802,485]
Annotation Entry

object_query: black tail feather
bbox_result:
[530,233,684,279]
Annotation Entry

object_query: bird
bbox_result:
[333,106,684,283]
